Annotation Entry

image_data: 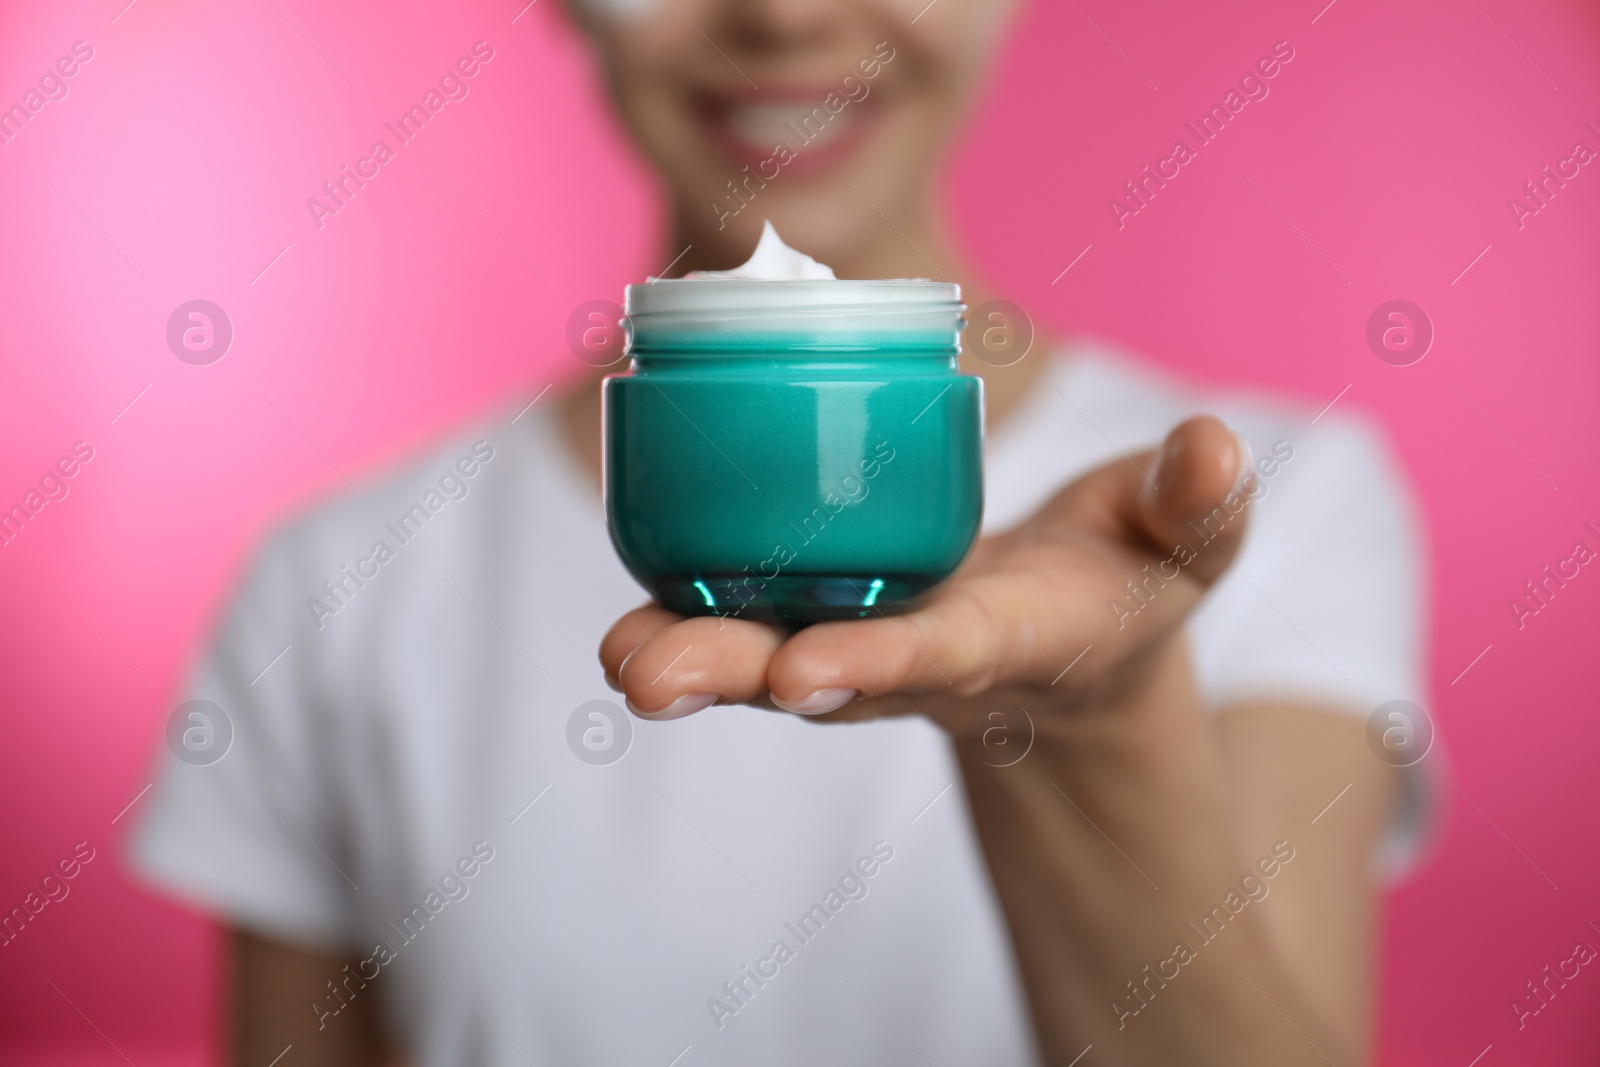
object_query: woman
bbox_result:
[134,1,1428,1063]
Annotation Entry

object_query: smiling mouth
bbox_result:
[694,91,878,176]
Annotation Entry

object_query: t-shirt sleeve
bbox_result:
[1188,415,1436,878]
[128,529,359,950]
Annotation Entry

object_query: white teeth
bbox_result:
[720,102,852,151]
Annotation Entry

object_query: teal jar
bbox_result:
[603,277,983,624]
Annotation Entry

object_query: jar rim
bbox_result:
[625,278,961,317]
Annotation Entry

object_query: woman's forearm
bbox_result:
[955,642,1351,1066]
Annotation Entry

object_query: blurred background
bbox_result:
[1,0,1597,1063]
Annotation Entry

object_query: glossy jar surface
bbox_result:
[603,279,983,624]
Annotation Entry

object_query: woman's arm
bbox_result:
[1214,701,1398,1061]
[231,927,389,1067]
[955,662,1396,1065]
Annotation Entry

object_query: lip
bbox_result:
[692,87,880,179]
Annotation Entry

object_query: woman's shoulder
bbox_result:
[202,397,570,659]
[987,340,1417,536]
[1049,336,1422,566]
[1045,338,1396,464]
[248,402,548,576]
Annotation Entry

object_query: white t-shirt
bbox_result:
[132,345,1430,1066]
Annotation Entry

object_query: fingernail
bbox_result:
[627,693,717,720]
[1147,431,1188,505]
[771,688,858,715]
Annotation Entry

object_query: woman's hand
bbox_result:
[600,415,1254,731]
[602,413,1383,1066]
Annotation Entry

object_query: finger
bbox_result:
[615,614,787,718]
[766,583,1017,702]
[1033,416,1250,588]
[1136,415,1252,586]
[599,604,684,690]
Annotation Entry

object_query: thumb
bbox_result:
[1137,415,1255,588]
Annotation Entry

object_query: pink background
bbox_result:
[2,0,1597,1063]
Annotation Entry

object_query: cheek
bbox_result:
[608,65,705,170]
[913,0,1014,79]
[600,18,698,107]
[866,38,980,167]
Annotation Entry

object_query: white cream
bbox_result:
[686,220,837,281]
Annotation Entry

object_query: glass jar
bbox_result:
[603,278,982,624]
